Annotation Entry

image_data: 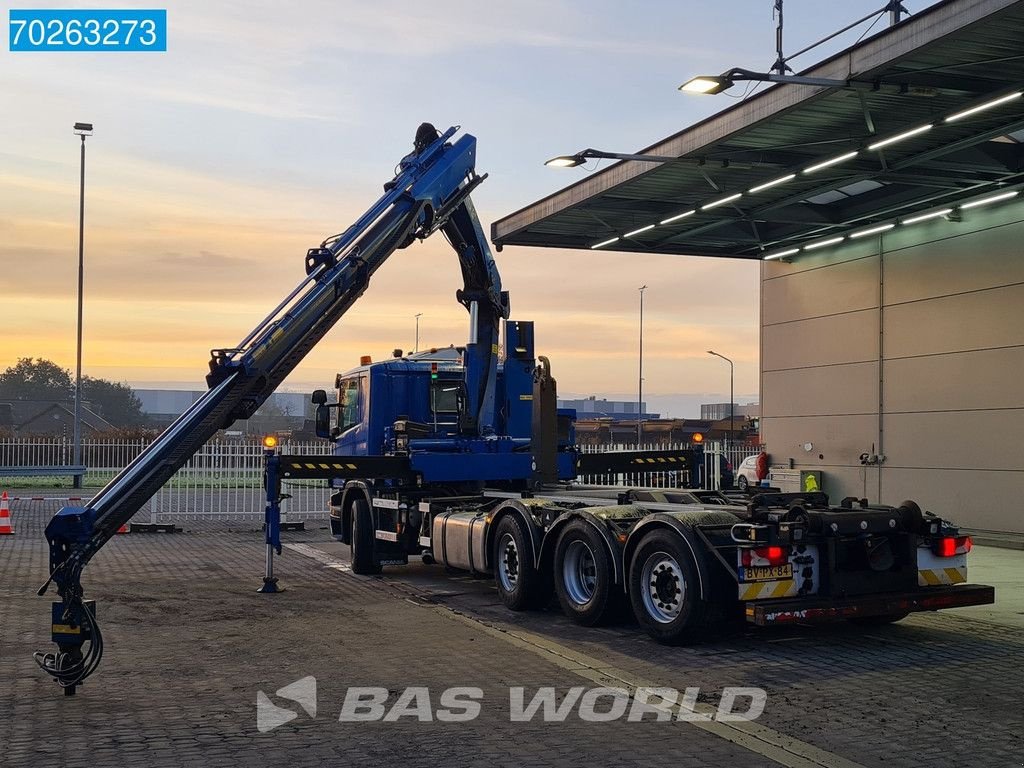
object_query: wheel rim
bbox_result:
[641,551,685,623]
[497,532,520,592]
[562,539,598,605]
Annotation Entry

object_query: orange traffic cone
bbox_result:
[0,491,13,535]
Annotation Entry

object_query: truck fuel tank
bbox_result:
[432,510,489,575]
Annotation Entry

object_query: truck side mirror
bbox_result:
[315,404,332,439]
[311,389,328,405]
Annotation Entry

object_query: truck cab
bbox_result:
[318,319,578,486]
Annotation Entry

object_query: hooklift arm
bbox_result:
[37,123,505,694]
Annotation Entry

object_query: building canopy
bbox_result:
[492,0,1024,260]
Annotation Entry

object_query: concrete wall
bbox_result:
[760,198,1024,533]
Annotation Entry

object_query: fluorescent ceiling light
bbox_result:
[749,174,795,194]
[624,224,655,238]
[867,124,932,151]
[591,236,620,249]
[764,248,799,261]
[804,151,858,174]
[803,236,845,251]
[850,223,895,239]
[902,208,952,225]
[960,190,1019,209]
[660,209,696,225]
[945,91,1023,123]
[702,192,742,210]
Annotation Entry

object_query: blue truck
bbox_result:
[39,124,993,695]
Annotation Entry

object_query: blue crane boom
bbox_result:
[36,123,507,694]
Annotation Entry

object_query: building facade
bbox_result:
[761,199,1024,532]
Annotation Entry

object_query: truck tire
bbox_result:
[553,520,618,626]
[493,514,548,611]
[628,529,711,644]
[350,498,381,575]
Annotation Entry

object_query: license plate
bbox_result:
[740,564,793,582]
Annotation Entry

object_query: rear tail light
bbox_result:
[935,535,972,557]
[742,545,789,567]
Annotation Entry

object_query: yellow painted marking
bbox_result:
[346,464,357,470]
[920,569,942,586]
[519,394,533,400]
[52,624,81,634]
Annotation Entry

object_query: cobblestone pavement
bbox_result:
[1,503,1021,767]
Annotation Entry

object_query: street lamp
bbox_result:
[707,351,734,456]
[545,149,680,168]
[679,2,913,96]
[679,67,857,95]
[72,121,93,489]
[415,313,423,353]
[637,285,647,446]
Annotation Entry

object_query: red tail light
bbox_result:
[935,535,972,557]
[742,545,789,567]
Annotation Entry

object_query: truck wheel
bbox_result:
[628,529,710,644]
[849,611,910,626]
[350,498,381,575]
[493,515,548,611]
[554,520,618,626]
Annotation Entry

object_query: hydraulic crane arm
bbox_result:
[37,123,504,693]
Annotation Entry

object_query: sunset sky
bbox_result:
[1,0,939,415]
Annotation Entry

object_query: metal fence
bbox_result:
[0,437,333,522]
[0,437,758,522]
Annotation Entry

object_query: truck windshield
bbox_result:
[338,377,361,432]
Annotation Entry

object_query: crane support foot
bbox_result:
[257,577,283,594]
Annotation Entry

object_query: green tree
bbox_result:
[0,358,73,401]
[0,358,146,428]
[81,376,145,427]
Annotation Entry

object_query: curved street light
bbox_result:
[707,350,734,456]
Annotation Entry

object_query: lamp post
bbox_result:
[415,313,423,353]
[546,149,681,168]
[72,122,93,489]
[638,285,647,446]
[707,350,734,456]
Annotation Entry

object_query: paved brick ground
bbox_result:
[2,502,1021,767]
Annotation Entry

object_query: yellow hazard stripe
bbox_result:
[741,584,762,601]
[739,580,796,601]
[918,568,966,586]
[945,567,965,583]
[771,580,795,598]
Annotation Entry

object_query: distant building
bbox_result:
[700,402,760,421]
[0,400,114,437]
[135,389,311,432]
[558,395,659,421]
